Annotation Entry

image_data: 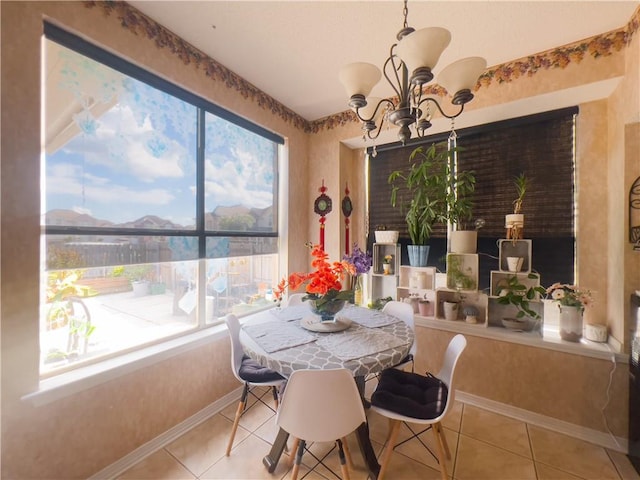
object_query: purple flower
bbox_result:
[343,243,373,275]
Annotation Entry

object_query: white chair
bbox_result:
[370,334,467,480]
[224,314,285,456]
[276,368,367,480]
[286,293,306,307]
[382,300,416,371]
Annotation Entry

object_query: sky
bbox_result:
[45,41,277,228]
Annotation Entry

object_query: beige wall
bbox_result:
[1,1,639,478]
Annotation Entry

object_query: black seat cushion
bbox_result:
[371,368,448,420]
[238,355,284,383]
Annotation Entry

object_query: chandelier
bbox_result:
[339,0,486,144]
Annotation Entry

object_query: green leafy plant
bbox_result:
[496,273,546,319]
[388,142,475,244]
[513,173,528,214]
[446,255,477,290]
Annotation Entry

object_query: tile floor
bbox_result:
[118,386,640,480]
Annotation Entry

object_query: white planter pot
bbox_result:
[506,256,524,272]
[443,301,459,321]
[505,214,525,240]
[449,230,477,254]
[375,230,399,244]
[505,214,524,228]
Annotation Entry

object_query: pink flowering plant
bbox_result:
[545,283,593,311]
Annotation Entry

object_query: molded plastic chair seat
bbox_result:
[224,314,285,457]
[370,334,467,480]
[383,300,416,371]
[276,368,366,480]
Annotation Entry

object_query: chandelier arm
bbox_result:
[364,119,388,141]
[353,98,395,123]
[383,49,404,100]
[416,97,465,120]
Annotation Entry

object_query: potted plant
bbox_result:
[496,273,546,331]
[444,161,477,254]
[389,142,474,266]
[506,173,527,242]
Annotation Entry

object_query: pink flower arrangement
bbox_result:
[546,283,593,311]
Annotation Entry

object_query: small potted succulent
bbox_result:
[506,173,528,242]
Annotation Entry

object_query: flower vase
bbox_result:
[353,275,363,306]
[383,263,391,275]
[308,298,347,322]
[559,305,583,342]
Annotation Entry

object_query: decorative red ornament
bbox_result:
[342,183,353,255]
[314,180,332,250]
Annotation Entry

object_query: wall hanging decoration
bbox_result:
[630,176,640,250]
[342,183,353,255]
[314,180,332,250]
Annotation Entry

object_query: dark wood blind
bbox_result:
[368,107,578,289]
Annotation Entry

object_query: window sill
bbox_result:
[415,316,627,363]
[24,325,229,407]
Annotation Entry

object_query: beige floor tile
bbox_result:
[535,462,584,479]
[285,430,378,480]
[607,450,640,480]
[377,450,445,479]
[200,434,291,479]
[454,434,536,480]
[223,396,278,434]
[165,413,248,477]
[529,426,620,479]
[117,449,196,480]
[460,404,532,458]
[253,412,284,445]
[393,424,458,473]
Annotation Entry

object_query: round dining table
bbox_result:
[238,303,414,480]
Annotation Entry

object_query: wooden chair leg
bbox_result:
[437,421,451,459]
[341,436,353,469]
[378,419,401,480]
[432,423,449,480]
[271,385,280,410]
[337,438,351,480]
[291,439,305,480]
[289,437,300,467]
[226,384,249,456]
[226,400,245,456]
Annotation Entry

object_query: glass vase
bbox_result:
[353,275,363,306]
[308,297,347,322]
[559,305,583,342]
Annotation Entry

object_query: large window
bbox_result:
[41,25,283,376]
[368,108,577,291]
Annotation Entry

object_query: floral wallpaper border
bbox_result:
[87,1,639,135]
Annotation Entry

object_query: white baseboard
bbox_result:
[88,387,243,480]
[456,390,628,453]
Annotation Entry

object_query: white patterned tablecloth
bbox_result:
[239,305,413,378]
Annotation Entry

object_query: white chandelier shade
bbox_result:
[338,62,382,99]
[437,56,488,103]
[396,27,451,76]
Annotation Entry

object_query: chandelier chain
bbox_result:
[402,0,409,29]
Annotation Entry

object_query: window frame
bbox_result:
[41,23,283,377]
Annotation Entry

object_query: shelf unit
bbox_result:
[371,243,401,301]
[498,239,532,273]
